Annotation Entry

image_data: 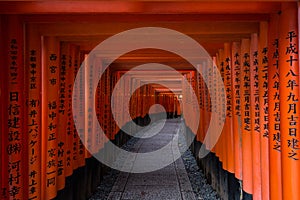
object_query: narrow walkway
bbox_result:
[107,119,196,200]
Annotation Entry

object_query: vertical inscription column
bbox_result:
[41,36,60,200]
[240,38,252,195]
[26,24,42,200]
[71,45,80,169]
[4,15,27,200]
[231,42,243,180]
[206,63,213,149]
[250,33,262,200]
[224,43,234,173]
[77,52,86,166]
[268,13,282,200]
[217,49,227,168]
[0,15,7,200]
[57,42,68,190]
[279,3,300,199]
[258,21,270,200]
[211,57,219,154]
[196,68,203,142]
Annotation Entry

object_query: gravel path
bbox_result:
[88,137,139,200]
[89,119,219,200]
[181,149,220,200]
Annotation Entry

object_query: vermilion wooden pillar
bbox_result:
[224,43,235,174]
[105,68,112,139]
[73,45,84,168]
[141,85,144,119]
[137,79,142,119]
[217,49,227,168]
[56,42,69,190]
[69,44,79,170]
[250,33,262,200]
[65,43,76,174]
[133,80,139,121]
[206,63,212,150]
[119,72,125,130]
[0,15,9,200]
[95,57,105,149]
[211,57,218,153]
[203,60,210,147]
[258,21,270,200]
[110,71,119,138]
[41,36,60,200]
[240,38,253,195]
[84,53,93,157]
[196,68,203,143]
[231,42,243,180]
[130,78,136,132]
[123,74,130,126]
[3,15,28,200]
[215,51,223,163]
[142,86,146,119]
[25,23,42,200]
[279,3,300,200]
[268,13,282,200]
[213,57,221,157]
[110,72,118,135]
[77,52,87,166]
[85,53,97,154]
[202,70,206,144]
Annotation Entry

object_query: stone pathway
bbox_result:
[89,118,219,200]
[107,119,196,200]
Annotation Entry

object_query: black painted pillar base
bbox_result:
[190,136,253,200]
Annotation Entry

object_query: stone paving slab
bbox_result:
[126,173,179,186]
[107,192,122,200]
[121,185,182,200]
[182,191,197,200]
[111,173,130,192]
[138,164,176,175]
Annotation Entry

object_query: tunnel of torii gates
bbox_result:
[0,1,300,200]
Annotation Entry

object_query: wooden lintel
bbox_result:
[0,1,282,14]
